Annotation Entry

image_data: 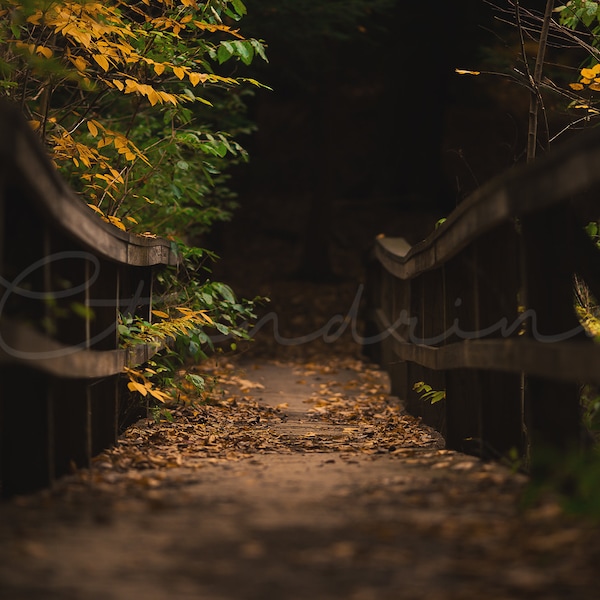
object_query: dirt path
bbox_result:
[1,357,600,599]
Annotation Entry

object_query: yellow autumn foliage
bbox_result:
[1,0,265,226]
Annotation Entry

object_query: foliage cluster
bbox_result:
[120,245,259,408]
[412,381,446,405]
[0,0,267,238]
[0,0,268,407]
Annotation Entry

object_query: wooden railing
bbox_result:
[366,127,600,461]
[0,103,179,497]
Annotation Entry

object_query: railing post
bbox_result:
[50,378,91,480]
[476,222,524,459]
[408,270,445,433]
[521,204,584,455]
[444,248,482,454]
[0,368,51,497]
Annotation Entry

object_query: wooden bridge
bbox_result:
[1,101,600,496]
[0,102,600,598]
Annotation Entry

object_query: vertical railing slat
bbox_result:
[521,205,585,454]
[444,248,481,454]
[476,222,524,459]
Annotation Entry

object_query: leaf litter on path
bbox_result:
[1,356,600,600]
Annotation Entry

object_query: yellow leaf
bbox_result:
[29,120,41,131]
[148,387,169,403]
[26,11,42,25]
[36,45,53,59]
[128,380,148,396]
[173,66,185,80]
[153,62,165,76]
[109,168,124,183]
[73,56,88,72]
[570,83,585,91]
[146,87,161,106]
[589,83,600,91]
[124,79,139,94]
[189,72,207,86]
[126,216,138,224]
[87,203,104,215]
[158,91,178,105]
[181,14,193,23]
[581,68,596,80]
[93,54,110,72]
[112,79,124,91]
[199,310,215,325]
[152,310,170,319]
[87,121,98,137]
[455,69,481,76]
[581,78,592,85]
[107,215,126,230]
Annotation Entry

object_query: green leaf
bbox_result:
[118,324,130,336]
[232,40,254,66]
[250,39,268,62]
[217,41,235,64]
[214,141,228,157]
[213,282,236,303]
[70,302,95,320]
[215,322,230,335]
[186,373,205,391]
[231,0,247,17]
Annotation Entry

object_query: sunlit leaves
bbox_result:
[412,381,446,405]
[216,39,258,65]
[92,53,110,71]
[0,0,268,225]
[230,0,246,17]
[455,69,481,76]
[87,120,99,137]
[558,2,600,108]
[556,0,600,29]
[570,63,600,91]
[2,1,265,401]
[125,367,172,403]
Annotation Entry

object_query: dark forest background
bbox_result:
[209,0,569,283]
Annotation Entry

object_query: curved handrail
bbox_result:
[0,320,162,378]
[375,124,600,280]
[0,101,179,268]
